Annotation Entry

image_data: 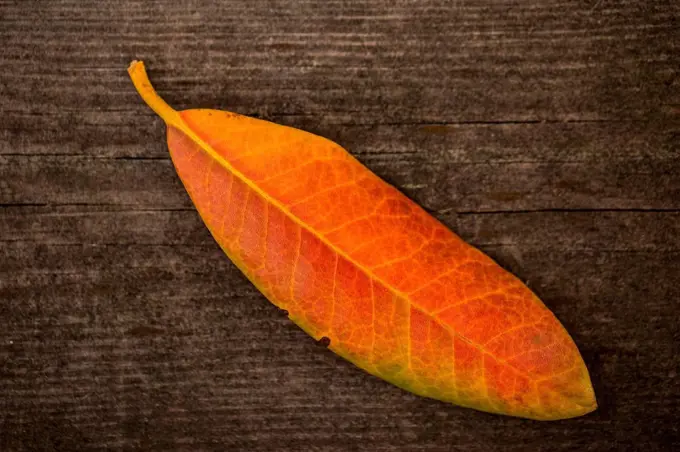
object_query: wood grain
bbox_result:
[1,0,678,450]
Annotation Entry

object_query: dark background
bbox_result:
[1,1,678,450]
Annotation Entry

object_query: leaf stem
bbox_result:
[128,60,182,126]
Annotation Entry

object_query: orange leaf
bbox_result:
[128,61,596,420]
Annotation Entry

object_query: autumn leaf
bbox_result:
[128,61,596,421]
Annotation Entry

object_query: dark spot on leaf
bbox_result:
[317,336,331,348]
[280,309,289,317]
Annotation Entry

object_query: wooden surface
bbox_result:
[1,0,679,450]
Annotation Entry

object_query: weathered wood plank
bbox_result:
[1,239,678,450]
[2,117,679,212]
[1,207,679,252]
[1,1,677,124]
